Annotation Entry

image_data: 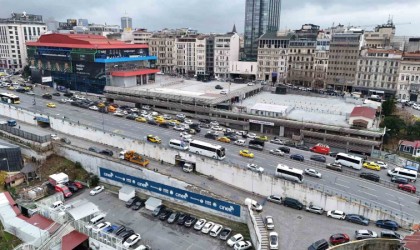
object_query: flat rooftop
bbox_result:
[237,92,358,127]
[105,76,261,105]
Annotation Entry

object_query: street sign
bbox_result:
[99,167,241,217]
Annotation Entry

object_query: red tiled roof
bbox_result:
[111,68,160,77]
[26,33,148,49]
[17,214,61,234]
[399,140,420,148]
[4,191,20,215]
[404,231,420,250]
[62,230,89,250]
[5,173,25,184]
[350,107,376,119]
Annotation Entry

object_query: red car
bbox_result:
[398,184,416,193]
[329,233,350,245]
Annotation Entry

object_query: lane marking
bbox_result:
[334,183,350,189]
[388,200,404,206]
[358,185,375,191]
[336,179,350,184]
[358,190,378,198]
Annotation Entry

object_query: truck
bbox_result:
[120,150,150,167]
[48,173,69,186]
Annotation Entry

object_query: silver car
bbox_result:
[304,168,322,178]
[305,204,324,215]
[269,149,284,156]
[267,195,282,204]
[355,229,378,240]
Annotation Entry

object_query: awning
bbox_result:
[111,69,160,77]
[145,197,161,211]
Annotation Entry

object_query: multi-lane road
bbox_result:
[4,82,420,221]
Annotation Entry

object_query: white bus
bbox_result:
[275,164,304,183]
[388,167,417,182]
[169,139,189,151]
[335,153,363,170]
[188,140,225,160]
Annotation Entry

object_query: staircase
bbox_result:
[254,216,269,250]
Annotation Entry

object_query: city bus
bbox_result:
[335,153,363,170]
[275,164,304,183]
[0,93,20,104]
[188,140,225,160]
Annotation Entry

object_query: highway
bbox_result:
[3,82,420,220]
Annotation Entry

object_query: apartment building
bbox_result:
[327,32,364,91]
[364,20,395,49]
[148,34,176,73]
[132,29,152,44]
[287,40,316,87]
[175,36,198,76]
[257,31,290,83]
[214,32,240,79]
[0,12,46,70]
[195,37,207,75]
[205,35,214,76]
[314,32,330,89]
[355,48,402,98]
[397,53,420,101]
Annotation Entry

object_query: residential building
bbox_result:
[397,52,420,101]
[314,32,330,88]
[354,48,402,98]
[121,16,132,31]
[149,33,176,73]
[398,140,420,157]
[287,40,316,87]
[295,24,320,41]
[87,24,120,36]
[364,20,395,49]
[257,31,290,83]
[214,30,240,79]
[132,29,152,44]
[175,36,201,76]
[26,33,157,94]
[0,12,46,70]
[195,37,207,75]
[327,31,364,91]
[407,38,420,53]
[205,35,215,77]
[244,0,281,61]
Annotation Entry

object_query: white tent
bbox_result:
[119,186,135,202]
[66,201,100,221]
[145,197,161,211]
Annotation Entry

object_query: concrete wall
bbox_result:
[329,238,401,250]
[0,104,42,126]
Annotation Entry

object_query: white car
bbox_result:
[140,110,148,115]
[269,232,278,249]
[180,132,193,142]
[234,240,252,250]
[247,163,264,173]
[247,82,255,86]
[227,234,244,247]
[174,125,185,131]
[247,133,257,139]
[89,106,99,111]
[130,108,139,112]
[375,161,388,169]
[64,98,73,103]
[123,233,141,247]
[176,113,186,119]
[270,139,284,145]
[210,121,219,126]
[142,105,151,110]
[163,114,172,120]
[327,210,346,220]
[59,98,67,103]
[92,221,111,232]
[265,216,274,230]
[113,111,124,117]
[194,218,207,230]
[269,149,284,156]
[201,221,215,234]
[90,186,104,196]
[209,224,223,237]
[304,168,322,178]
[234,139,246,146]
[184,119,193,125]
[51,134,60,141]
[211,125,223,131]
[220,90,228,95]
[151,111,159,116]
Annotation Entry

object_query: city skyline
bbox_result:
[0,0,419,35]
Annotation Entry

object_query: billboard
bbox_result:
[99,167,241,217]
[73,61,105,78]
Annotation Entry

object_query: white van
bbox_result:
[51,201,63,210]
[85,213,105,229]
[388,167,417,182]
[169,139,189,150]
[209,224,223,237]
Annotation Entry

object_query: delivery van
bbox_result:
[310,143,330,155]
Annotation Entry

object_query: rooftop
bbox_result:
[250,103,289,113]
[350,106,376,119]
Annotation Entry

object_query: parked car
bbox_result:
[360,172,380,182]
[269,232,279,249]
[227,234,244,247]
[219,227,232,240]
[167,211,180,224]
[269,149,284,156]
[265,216,274,230]
[327,210,346,220]
[306,204,324,215]
[158,209,172,221]
[152,205,166,217]
[131,200,144,210]
[92,222,111,233]
[355,229,378,240]
[380,230,403,240]
[234,240,252,250]
[282,197,303,210]
[290,154,304,161]
[89,186,104,196]
[194,218,207,230]
[126,196,141,208]
[123,233,141,248]
[210,224,223,237]
[308,239,329,250]
[278,146,290,154]
[346,214,370,226]
[375,161,388,169]
[304,168,322,178]
[270,139,285,145]
[391,176,409,184]
[176,213,189,225]
[398,183,416,193]
[376,220,399,231]
[329,233,350,246]
[267,195,282,204]
[201,221,215,234]
[326,163,343,172]
[184,216,197,228]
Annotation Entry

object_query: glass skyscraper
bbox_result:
[244,0,281,61]
[121,16,133,31]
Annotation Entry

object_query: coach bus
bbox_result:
[275,164,304,183]
[188,140,225,160]
[0,93,20,104]
[335,153,363,170]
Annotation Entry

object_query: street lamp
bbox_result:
[2,158,10,172]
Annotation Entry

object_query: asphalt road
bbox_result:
[3,82,420,221]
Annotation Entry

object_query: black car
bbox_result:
[391,176,409,184]
[278,146,290,154]
[360,172,380,182]
[63,92,73,97]
[66,183,78,193]
[126,114,138,120]
[226,134,239,141]
[148,119,158,125]
[296,145,310,151]
[125,196,141,208]
[310,155,326,163]
[205,133,218,140]
[114,225,126,236]
[176,213,189,225]
[199,118,211,124]
[189,124,201,132]
[52,92,61,96]
[118,229,134,241]
[100,149,113,156]
[346,214,369,226]
[219,227,232,240]
[88,147,101,153]
[159,122,170,128]
[215,85,223,89]
[15,88,26,93]
[290,154,304,162]
[42,93,52,99]
[329,152,338,157]
[159,209,172,220]
[167,211,180,224]
[152,205,166,217]
[132,200,144,210]
[184,216,197,228]
[249,144,263,151]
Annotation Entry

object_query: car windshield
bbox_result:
[270,235,277,244]
[125,237,134,243]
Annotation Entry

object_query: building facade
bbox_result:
[364,21,395,49]
[132,29,152,44]
[195,37,207,75]
[287,40,316,87]
[354,48,401,98]
[314,36,330,89]
[244,0,281,61]
[26,34,157,94]
[175,36,198,76]
[257,31,290,83]
[148,34,176,73]
[214,32,240,79]
[397,53,420,101]
[121,16,132,31]
[0,12,46,70]
[205,35,215,77]
[327,32,364,91]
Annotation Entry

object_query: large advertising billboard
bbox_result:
[73,61,105,79]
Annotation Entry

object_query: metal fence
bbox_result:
[0,124,51,143]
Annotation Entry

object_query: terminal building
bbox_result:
[26,33,158,94]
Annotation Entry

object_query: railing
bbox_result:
[0,124,51,143]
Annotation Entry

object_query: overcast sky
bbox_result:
[0,0,418,36]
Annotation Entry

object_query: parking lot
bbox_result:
[75,189,236,250]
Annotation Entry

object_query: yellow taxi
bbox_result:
[240,149,254,158]
[24,86,32,91]
[256,135,269,141]
[154,115,164,121]
[147,135,161,144]
[46,102,56,108]
[217,136,231,143]
[97,102,106,108]
[169,119,180,125]
[363,161,381,171]
[135,117,147,123]
[7,86,15,90]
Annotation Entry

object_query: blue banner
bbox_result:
[99,167,241,217]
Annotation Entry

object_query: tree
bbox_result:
[406,121,420,140]
[382,98,396,116]
[22,65,31,78]
[381,116,406,137]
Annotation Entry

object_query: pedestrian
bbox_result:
[18,125,21,129]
